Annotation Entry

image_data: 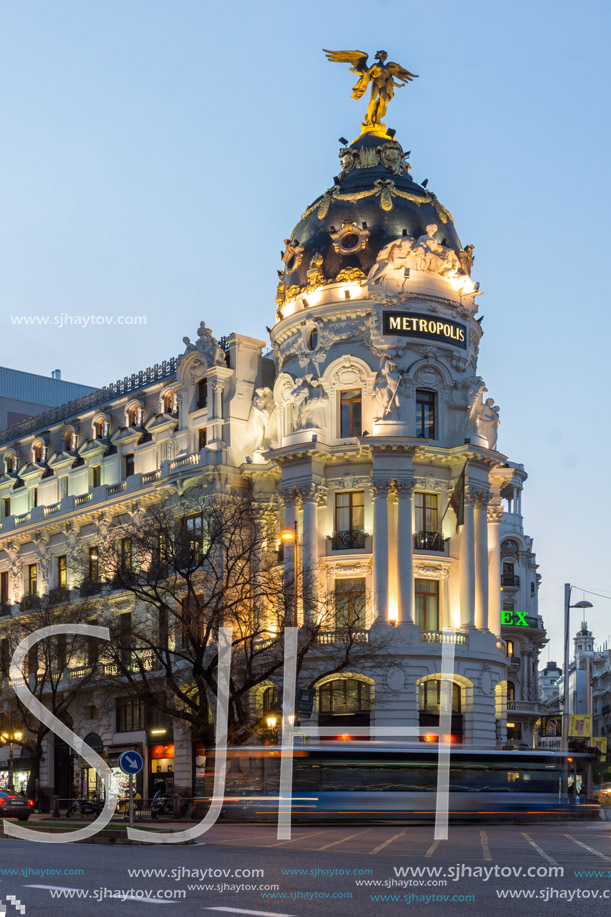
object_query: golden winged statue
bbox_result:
[323,49,418,136]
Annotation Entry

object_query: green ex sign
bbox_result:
[502,610,528,626]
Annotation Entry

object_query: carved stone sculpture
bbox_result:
[291,375,328,431]
[478,397,500,450]
[367,225,464,300]
[373,356,403,421]
[250,388,275,451]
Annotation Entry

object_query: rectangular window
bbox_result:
[88,546,99,582]
[59,476,68,499]
[339,390,362,437]
[116,696,144,732]
[119,537,132,572]
[55,633,67,672]
[87,619,99,666]
[183,512,204,562]
[57,555,67,588]
[198,378,208,409]
[118,611,132,667]
[198,428,207,450]
[333,491,365,548]
[2,498,10,518]
[0,638,9,679]
[415,493,438,532]
[0,571,8,605]
[415,578,439,631]
[91,465,101,489]
[27,564,37,596]
[125,453,135,479]
[335,578,366,629]
[26,645,37,677]
[416,390,436,439]
[31,487,38,509]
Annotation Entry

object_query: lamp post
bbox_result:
[1,726,23,792]
[562,584,593,803]
[281,522,298,626]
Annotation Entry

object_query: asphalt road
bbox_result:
[1,820,611,916]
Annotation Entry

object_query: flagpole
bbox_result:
[440,459,468,527]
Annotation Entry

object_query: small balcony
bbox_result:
[501,573,520,588]
[48,586,71,606]
[414,531,445,552]
[329,530,366,551]
[21,593,40,610]
[79,579,105,598]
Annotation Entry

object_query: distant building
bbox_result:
[539,660,562,703]
[0,367,96,431]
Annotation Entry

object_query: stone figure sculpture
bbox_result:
[181,323,226,368]
[368,224,466,299]
[290,375,328,431]
[323,49,418,133]
[373,357,403,420]
[250,388,275,451]
[478,397,500,450]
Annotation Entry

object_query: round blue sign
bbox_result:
[119,750,144,775]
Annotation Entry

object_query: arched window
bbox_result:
[128,405,140,427]
[318,678,371,714]
[164,391,177,415]
[507,682,516,702]
[33,441,44,463]
[419,679,462,714]
[5,453,15,474]
[64,430,75,452]
[506,639,514,657]
[94,418,106,439]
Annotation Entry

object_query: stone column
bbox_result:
[395,481,415,625]
[459,494,476,627]
[298,484,325,625]
[487,505,503,637]
[474,492,490,631]
[371,481,391,624]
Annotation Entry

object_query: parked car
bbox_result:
[0,790,34,819]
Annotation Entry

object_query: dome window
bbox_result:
[331,221,370,255]
[308,327,318,351]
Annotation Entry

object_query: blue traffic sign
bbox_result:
[119,751,144,775]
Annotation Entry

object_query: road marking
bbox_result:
[264,830,327,848]
[425,839,441,858]
[25,885,171,904]
[206,910,295,917]
[520,833,558,865]
[565,834,611,863]
[480,830,492,861]
[370,830,407,855]
[316,831,363,850]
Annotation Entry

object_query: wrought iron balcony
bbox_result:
[79,579,105,598]
[414,531,445,552]
[48,587,70,606]
[330,530,366,550]
[21,594,40,610]
[501,574,520,587]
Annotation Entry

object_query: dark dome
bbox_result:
[281,133,463,294]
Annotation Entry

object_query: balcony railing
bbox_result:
[316,630,369,645]
[420,630,467,645]
[21,594,40,610]
[414,531,445,552]
[329,530,366,550]
[48,587,70,606]
[501,574,520,587]
[507,701,545,714]
[79,580,105,598]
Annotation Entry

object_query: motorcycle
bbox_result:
[150,790,188,819]
[65,796,103,818]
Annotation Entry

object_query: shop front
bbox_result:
[149,743,174,794]
[107,744,144,801]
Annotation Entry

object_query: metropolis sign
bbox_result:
[383,310,467,349]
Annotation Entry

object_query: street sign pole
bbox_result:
[129,774,134,827]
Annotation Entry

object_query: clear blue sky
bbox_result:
[1,0,610,662]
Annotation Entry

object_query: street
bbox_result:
[1,820,611,915]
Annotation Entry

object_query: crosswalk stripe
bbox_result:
[480,830,492,861]
[520,832,558,865]
[369,831,407,854]
[316,831,364,851]
[565,834,611,863]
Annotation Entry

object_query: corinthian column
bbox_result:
[395,481,415,625]
[459,492,476,627]
[474,491,491,631]
[296,483,326,624]
[371,481,391,624]
[487,504,503,637]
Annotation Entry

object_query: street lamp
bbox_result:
[1,728,23,791]
[562,584,593,803]
[281,523,298,626]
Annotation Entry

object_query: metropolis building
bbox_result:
[0,59,547,800]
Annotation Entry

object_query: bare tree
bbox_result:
[97,484,374,748]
